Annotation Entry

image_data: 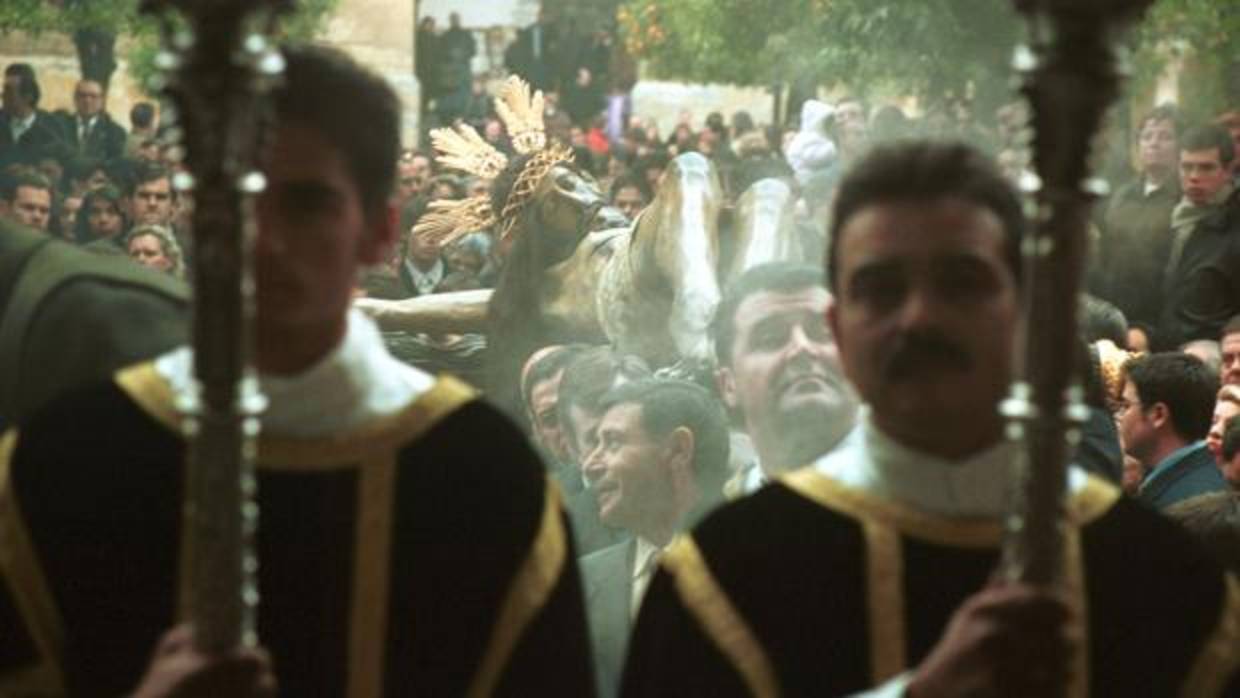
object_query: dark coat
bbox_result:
[1159,189,1240,348]
[1138,441,1228,510]
[0,220,187,425]
[1094,177,1181,327]
[52,109,128,163]
[0,109,68,167]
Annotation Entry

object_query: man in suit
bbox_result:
[580,379,729,698]
[55,79,127,164]
[1120,351,1227,509]
[0,63,65,169]
[0,170,53,232]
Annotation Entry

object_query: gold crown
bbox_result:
[494,76,547,155]
[417,76,573,246]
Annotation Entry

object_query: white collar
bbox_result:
[405,257,444,291]
[11,111,34,129]
[154,309,434,438]
[814,408,1086,518]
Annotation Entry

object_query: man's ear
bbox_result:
[1148,402,1170,431]
[359,202,399,265]
[665,425,698,505]
[716,366,739,410]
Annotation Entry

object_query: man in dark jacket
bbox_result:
[54,79,127,164]
[0,63,66,169]
[1160,124,1240,348]
[1095,105,1181,328]
[1120,351,1227,509]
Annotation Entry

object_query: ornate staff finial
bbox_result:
[1000,0,1155,600]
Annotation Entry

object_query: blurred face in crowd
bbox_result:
[1180,147,1231,206]
[61,195,82,232]
[1,74,28,114]
[255,122,396,374]
[1207,393,1240,464]
[719,285,856,469]
[611,185,645,222]
[396,155,430,203]
[1221,332,1240,386]
[84,167,112,193]
[827,197,1019,459]
[87,197,123,239]
[1127,326,1151,353]
[445,242,484,276]
[406,228,441,266]
[74,80,104,119]
[127,233,174,273]
[1137,117,1178,177]
[835,100,868,148]
[131,177,175,225]
[527,370,571,464]
[1117,380,1159,466]
[4,185,51,230]
[563,402,602,464]
[584,402,689,538]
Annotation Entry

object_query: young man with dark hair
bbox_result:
[621,141,1240,697]
[1161,123,1240,348]
[0,169,52,231]
[713,262,857,495]
[1119,352,1226,508]
[0,44,594,697]
[0,63,63,169]
[581,378,729,698]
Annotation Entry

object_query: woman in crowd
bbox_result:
[74,185,128,244]
[125,224,185,278]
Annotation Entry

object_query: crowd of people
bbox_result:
[1,12,1240,697]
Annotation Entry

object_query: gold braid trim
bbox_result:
[495,76,548,155]
[496,143,575,240]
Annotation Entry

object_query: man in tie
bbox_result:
[56,79,126,164]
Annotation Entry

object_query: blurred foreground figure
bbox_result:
[621,142,1240,697]
[0,219,187,426]
[0,46,593,697]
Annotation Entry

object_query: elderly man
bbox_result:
[713,262,858,495]
[620,141,1240,696]
[55,79,126,163]
[0,45,593,697]
[580,378,729,698]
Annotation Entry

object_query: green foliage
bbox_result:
[1,0,340,94]
[618,0,1236,115]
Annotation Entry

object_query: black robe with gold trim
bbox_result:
[621,468,1240,697]
[0,363,594,697]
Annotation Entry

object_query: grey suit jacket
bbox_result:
[580,539,634,698]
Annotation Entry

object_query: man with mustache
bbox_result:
[713,262,858,495]
[621,141,1240,696]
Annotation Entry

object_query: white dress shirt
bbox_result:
[631,537,664,619]
[154,308,435,437]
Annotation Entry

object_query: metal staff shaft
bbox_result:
[1001,0,1153,586]
[141,0,289,652]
